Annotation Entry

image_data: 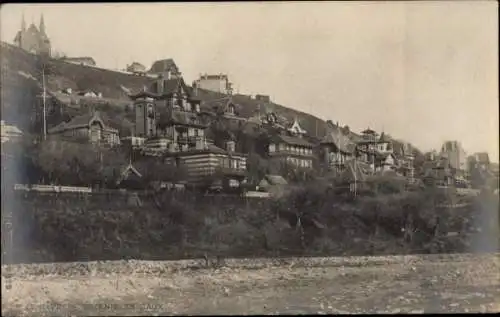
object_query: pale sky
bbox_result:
[1,2,498,160]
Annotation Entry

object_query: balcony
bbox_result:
[269,149,314,158]
[177,135,203,144]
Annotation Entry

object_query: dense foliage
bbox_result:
[4,180,497,264]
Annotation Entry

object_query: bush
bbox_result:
[5,177,493,265]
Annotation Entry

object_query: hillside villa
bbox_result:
[148,58,181,79]
[129,75,248,189]
[320,121,356,174]
[440,140,468,174]
[126,62,146,74]
[47,111,120,146]
[193,73,233,95]
[267,116,315,169]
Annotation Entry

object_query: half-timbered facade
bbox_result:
[130,76,247,188]
[267,117,314,169]
[320,121,356,173]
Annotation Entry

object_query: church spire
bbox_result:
[39,13,46,34]
[21,13,26,31]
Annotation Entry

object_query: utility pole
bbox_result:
[354,156,357,197]
[42,66,47,140]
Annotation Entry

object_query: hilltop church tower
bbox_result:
[13,14,52,57]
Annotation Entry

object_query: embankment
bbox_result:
[2,187,498,265]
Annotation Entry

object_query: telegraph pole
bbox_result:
[42,67,47,140]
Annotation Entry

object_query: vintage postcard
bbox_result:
[1,2,499,315]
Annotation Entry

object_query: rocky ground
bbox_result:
[2,253,499,316]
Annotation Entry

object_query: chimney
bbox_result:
[226,140,235,153]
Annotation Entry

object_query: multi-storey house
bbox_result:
[469,152,490,171]
[266,116,315,169]
[193,73,233,95]
[393,142,415,183]
[440,140,467,174]
[148,59,181,79]
[422,157,455,186]
[320,121,356,175]
[129,75,247,189]
[126,62,146,74]
[373,132,398,173]
[355,128,380,171]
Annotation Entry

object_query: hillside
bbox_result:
[1,42,327,138]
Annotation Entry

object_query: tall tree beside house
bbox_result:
[33,138,127,185]
[209,112,233,149]
[35,139,76,184]
[246,153,269,186]
[277,161,317,184]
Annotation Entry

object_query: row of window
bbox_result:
[220,157,245,170]
[286,157,313,168]
[269,143,313,156]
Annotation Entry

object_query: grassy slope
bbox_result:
[1,42,327,138]
[1,41,425,155]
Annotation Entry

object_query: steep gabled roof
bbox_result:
[128,89,159,100]
[272,134,314,148]
[287,117,307,135]
[320,121,355,154]
[102,162,142,185]
[203,95,240,115]
[375,152,397,164]
[48,111,117,134]
[149,58,178,74]
[361,128,377,135]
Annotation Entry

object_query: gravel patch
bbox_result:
[2,253,499,315]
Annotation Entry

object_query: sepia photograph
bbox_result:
[1,1,499,315]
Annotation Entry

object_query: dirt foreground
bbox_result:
[2,253,500,316]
